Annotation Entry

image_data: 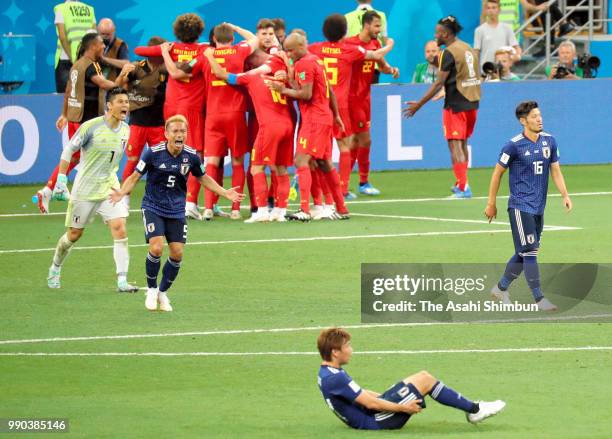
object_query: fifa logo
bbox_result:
[465,52,476,79]
[70,70,78,98]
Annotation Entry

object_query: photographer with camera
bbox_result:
[483,49,521,82]
[546,41,582,80]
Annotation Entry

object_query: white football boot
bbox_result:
[145,288,159,311]
[466,400,506,424]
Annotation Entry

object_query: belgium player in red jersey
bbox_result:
[344,11,399,198]
[268,33,349,221]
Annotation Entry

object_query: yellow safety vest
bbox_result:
[345,8,387,44]
[499,0,520,32]
[54,1,96,67]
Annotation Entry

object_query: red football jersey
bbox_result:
[135,42,209,111]
[203,42,254,113]
[293,53,333,126]
[237,74,293,126]
[308,41,366,108]
[343,36,381,101]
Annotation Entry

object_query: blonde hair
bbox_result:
[165,114,188,130]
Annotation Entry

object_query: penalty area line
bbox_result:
[1,346,611,357]
[1,313,610,346]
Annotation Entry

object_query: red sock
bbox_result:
[462,162,469,189]
[275,174,290,208]
[252,172,268,208]
[357,146,371,185]
[269,170,277,201]
[204,163,218,209]
[453,162,468,191]
[317,168,334,205]
[231,164,245,211]
[350,148,358,171]
[213,163,225,205]
[246,162,256,210]
[47,151,80,189]
[296,166,312,213]
[339,150,352,195]
[310,168,323,206]
[323,168,348,214]
[186,174,201,204]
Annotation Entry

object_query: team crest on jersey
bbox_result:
[542,147,551,159]
[180,163,190,175]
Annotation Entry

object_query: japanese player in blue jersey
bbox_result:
[111,115,245,311]
[485,101,572,311]
[317,328,505,430]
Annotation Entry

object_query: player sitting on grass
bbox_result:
[485,101,572,311]
[110,115,244,311]
[47,87,138,293]
[317,327,505,430]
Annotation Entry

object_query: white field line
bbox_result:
[1,346,611,357]
[0,226,580,255]
[1,191,610,218]
[1,313,610,346]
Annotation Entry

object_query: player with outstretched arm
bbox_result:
[485,101,572,311]
[317,327,505,430]
[110,115,244,311]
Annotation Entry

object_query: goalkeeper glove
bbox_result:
[52,174,71,201]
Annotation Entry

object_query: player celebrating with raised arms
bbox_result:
[111,115,244,311]
[485,101,572,311]
[317,327,505,430]
[47,87,138,293]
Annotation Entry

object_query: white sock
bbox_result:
[113,238,129,282]
[186,201,196,210]
[52,233,75,269]
[42,186,53,197]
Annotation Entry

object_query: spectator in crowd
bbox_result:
[412,40,440,84]
[475,0,521,67]
[53,0,96,93]
[546,40,583,79]
[480,0,545,33]
[97,18,130,80]
[272,18,287,47]
[345,0,388,44]
[532,0,575,37]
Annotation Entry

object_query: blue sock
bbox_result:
[146,252,161,289]
[159,258,181,293]
[430,381,479,413]
[523,255,543,301]
[498,253,523,290]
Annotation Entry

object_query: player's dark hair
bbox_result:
[438,15,463,35]
[214,23,234,44]
[362,10,381,27]
[257,18,275,31]
[272,18,286,31]
[106,86,127,103]
[76,32,101,59]
[515,101,539,120]
[317,328,351,361]
[208,26,217,47]
[173,13,205,43]
[487,0,500,4]
[147,36,166,46]
[323,14,348,42]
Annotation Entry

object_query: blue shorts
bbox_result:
[508,208,543,255]
[373,382,426,430]
[142,209,188,244]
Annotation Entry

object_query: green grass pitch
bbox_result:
[1,165,611,438]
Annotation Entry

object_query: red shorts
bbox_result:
[297,122,333,160]
[126,125,165,159]
[348,97,371,133]
[252,122,294,167]
[205,111,248,158]
[443,108,478,140]
[247,112,259,148]
[164,105,205,152]
[334,107,353,139]
[68,121,80,139]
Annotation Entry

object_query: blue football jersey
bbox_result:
[136,143,204,218]
[318,365,379,430]
[497,132,559,215]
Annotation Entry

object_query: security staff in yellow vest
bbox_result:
[54,0,97,93]
[403,16,481,199]
[345,0,387,45]
[98,18,130,81]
